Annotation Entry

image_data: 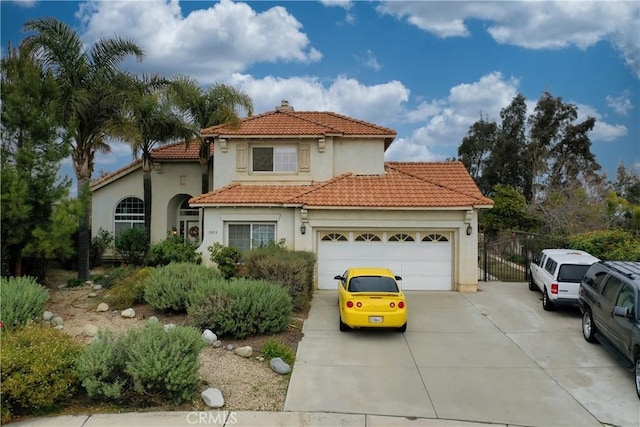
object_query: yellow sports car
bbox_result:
[334,267,407,332]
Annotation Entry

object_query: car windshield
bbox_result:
[557,264,592,283]
[348,276,399,293]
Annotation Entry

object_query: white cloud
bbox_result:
[227,73,410,125]
[575,103,628,142]
[356,50,381,71]
[377,1,640,78]
[319,0,352,9]
[76,0,321,84]
[10,0,36,7]
[606,90,633,116]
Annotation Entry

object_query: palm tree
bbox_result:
[169,76,253,194]
[124,76,197,246]
[20,18,144,281]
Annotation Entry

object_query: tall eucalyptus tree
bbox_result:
[169,76,253,194]
[20,17,144,280]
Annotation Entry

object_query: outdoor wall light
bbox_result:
[300,224,307,235]
[466,225,473,236]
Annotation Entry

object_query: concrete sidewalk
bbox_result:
[9,411,513,427]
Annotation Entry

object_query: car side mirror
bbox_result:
[334,275,343,280]
[613,306,632,318]
[395,276,402,281]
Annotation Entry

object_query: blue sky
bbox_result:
[2,0,639,186]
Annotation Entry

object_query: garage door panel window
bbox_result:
[355,233,381,242]
[321,233,348,241]
[422,233,448,242]
[228,223,275,251]
[388,233,415,242]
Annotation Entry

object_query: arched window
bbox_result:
[114,197,144,237]
[355,233,381,242]
[321,233,348,241]
[388,233,414,242]
[422,233,449,242]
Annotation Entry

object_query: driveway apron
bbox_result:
[285,284,639,427]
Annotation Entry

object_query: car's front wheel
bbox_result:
[542,288,555,311]
[635,356,640,399]
[582,310,597,343]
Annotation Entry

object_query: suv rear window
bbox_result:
[348,276,399,293]
[557,264,591,282]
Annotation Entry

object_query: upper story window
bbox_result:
[252,146,297,173]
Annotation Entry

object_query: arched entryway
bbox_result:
[167,194,200,242]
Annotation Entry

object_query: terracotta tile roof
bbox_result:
[190,161,493,208]
[151,139,212,160]
[91,159,142,189]
[200,110,397,140]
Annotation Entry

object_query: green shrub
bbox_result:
[104,268,151,309]
[188,278,293,338]
[208,242,241,279]
[149,236,202,266]
[75,329,129,401]
[90,228,114,268]
[568,229,640,261]
[115,227,148,265]
[260,337,296,366]
[0,276,49,331]
[244,247,316,310]
[1,323,81,421]
[75,323,204,405]
[144,263,220,312]
[93,265,135,289]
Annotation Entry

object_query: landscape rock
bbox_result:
[53,324,64,330]
[84,280,94,286]
[212,340,222,348]
[147,316,159,323]
[164,323,176,331]
[121,308,136,318]
[201,387,224,408]
[83,324,98,337]
[87,292,98,298]
[51,316,64,326]
[96,303,109,312]
[202,330,217,345]
[269,357,292,375]
[226,344,234,351]
[92,284,103,291]
[234,346,252,358]
[43,311,54,321]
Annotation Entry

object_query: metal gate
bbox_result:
[478,233,568,282]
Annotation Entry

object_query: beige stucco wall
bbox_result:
[212,136,387,189]
[91,161,202,243]
[197,206,480,292]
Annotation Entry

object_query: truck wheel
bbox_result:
[543,288,555,311]
[528,275,537,291]
[635,356,640,399]
[582,310,597,343]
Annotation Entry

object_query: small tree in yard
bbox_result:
[115,227,148,265]
[208,243,241,279]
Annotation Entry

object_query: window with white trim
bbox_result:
[114,197,144,237]
[228,223,276,252]
[321,233,348,241]
[422,233,449,242]
[355,233,381,242]
[252,146,297,172]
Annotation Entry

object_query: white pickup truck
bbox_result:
[529,249,600,311]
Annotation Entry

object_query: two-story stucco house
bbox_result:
[91,101,492,292]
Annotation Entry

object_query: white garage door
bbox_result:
[317,231,452,291]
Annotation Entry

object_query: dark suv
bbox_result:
[578,261,640,398]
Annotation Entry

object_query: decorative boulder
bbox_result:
[202,330,217,345]
[164,323,176,331]
[121,308,136,318]
[212,340,222,348]
[201,388,224,408]
[51,316,64,326]
[42,311,53,321]
[225,344,234,351]
[92,284,103,291]
[96,303,109,312]
[83,324,98,337]
[53,324,64,330]
[87,292,98,298]
[234,346,252,358]
[270,357,292,375]
[147,316,159,323]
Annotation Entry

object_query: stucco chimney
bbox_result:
[276,100,294,112]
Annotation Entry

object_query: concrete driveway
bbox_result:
[285,282,639,427]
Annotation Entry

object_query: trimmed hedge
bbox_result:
[76,322,205,405]
[0,276,49,331]
[243,247,315,310]
[188,277,293,338]
[1,324,81,422]
[144,263,220,312]
[149,236,202,266]
[568,229,640,261]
